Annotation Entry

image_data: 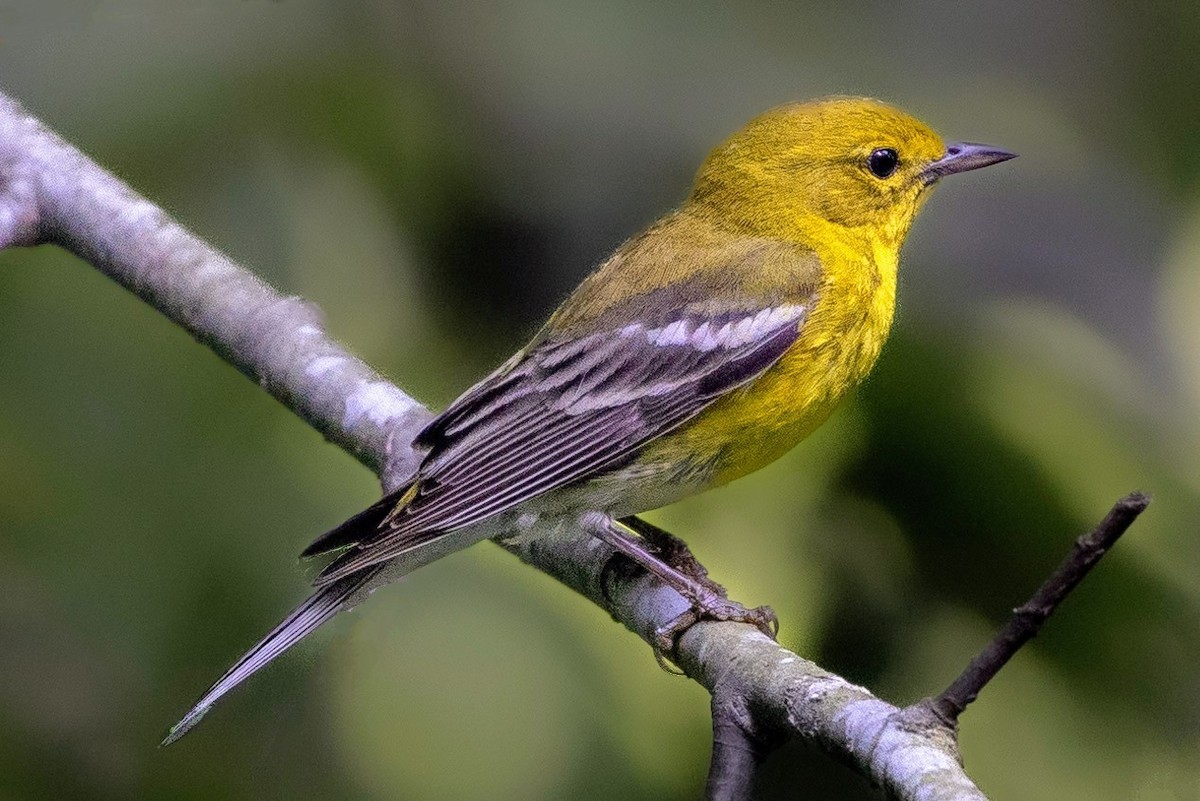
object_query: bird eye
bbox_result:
[867,148,899,178]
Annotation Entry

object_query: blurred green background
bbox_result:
[1,1,1198,799]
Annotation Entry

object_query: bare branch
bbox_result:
[927,492,1150,725]
[0,91,427,481]
[705,692,775,801]
[0,88,1137,800]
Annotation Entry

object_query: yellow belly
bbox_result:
[640,251,897,488]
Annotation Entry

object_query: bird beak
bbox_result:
[922,142,1017,183]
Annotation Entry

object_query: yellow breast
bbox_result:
[644,237,898,487]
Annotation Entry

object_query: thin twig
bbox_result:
[926,492,1150,725]
[705,692,779,801]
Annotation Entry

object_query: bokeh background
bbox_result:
[1,1,1198,799]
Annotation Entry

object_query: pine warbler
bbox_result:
[165,96,1014,743]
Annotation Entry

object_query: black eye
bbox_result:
[867,148,899,178]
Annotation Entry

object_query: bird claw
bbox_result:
[650,595,779,672]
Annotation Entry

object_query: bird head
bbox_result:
[689,97,1015,250]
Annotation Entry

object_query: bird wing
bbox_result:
[167,260,819,740]
[310,298,810,585]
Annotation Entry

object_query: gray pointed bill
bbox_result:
[922,142,1017,183]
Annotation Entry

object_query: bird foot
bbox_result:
[653,595,779,658]
[582,512,778,671]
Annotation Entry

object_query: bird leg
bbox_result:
[581,512,778,660]
[620,515,727,596]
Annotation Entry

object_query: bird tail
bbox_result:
[161,564,384,746]
[299,481,419,559]
[162,519,487,746]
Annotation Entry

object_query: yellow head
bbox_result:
[689,97,1014,249]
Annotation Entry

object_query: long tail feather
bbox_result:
[161,565,384,746]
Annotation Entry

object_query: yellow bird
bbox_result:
[165,96,1014,743]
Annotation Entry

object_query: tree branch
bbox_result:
[0,88,1140,800]
[926,491,1150,725]
[705,691,777,801]
[0,93,428,483]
